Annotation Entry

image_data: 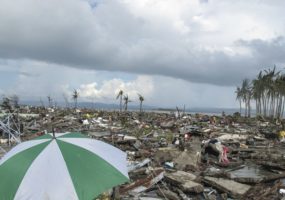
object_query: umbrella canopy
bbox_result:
[0,132,129,200]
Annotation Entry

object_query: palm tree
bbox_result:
[280,75,285,118]
[235,87,242,114]
[262,66,279,117]
[247,88,252,118]
[47,96,52,108]
[123,94,131,111]
[1,96,12,112]
[116,90,123,112]
[72,89,79,109]
[252,71,264,116]
[241,79,250,117]
[273,74,285,118]
[236,66,285,119]
[239,79,253,117]
[138,94,144,113]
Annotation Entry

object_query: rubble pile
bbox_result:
[1,106,285,200]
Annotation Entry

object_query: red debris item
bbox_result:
[221,146,229,164]
[184,133,191,141]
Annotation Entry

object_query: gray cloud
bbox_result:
[237,37,285,67]
[0,0,285,87]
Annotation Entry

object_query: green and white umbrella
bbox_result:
[0,132,129,200]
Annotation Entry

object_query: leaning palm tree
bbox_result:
[72,89,79,109]
[123,94,131,111]
[116,90,124,112]
[138,94,144,113]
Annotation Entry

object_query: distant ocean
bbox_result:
[148,108,242,116]
[20,100,249,116]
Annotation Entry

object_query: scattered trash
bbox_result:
[1,105,285,199]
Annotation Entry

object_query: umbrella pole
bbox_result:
[111,187,120,200]
[52,127,55,139]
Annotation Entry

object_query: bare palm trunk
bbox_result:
[275,95,279,118]
[244,100,247,117]
[255,100,258,116]
[120,96,122,112]
[258,98,261,115]
[270,95,275,117]
[276,94,282,119]
[239,100,242,114]
[74,99,77,109]
[262,95,266,117]
[280,97,285,119]
[267,96,271,117]
[248,98,251,118]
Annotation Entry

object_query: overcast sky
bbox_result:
[1,0,285,108]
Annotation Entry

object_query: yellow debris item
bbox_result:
[96,192,111,200]
[240,143,248,149]
[279,131,285,139]
[83,113,94,119]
